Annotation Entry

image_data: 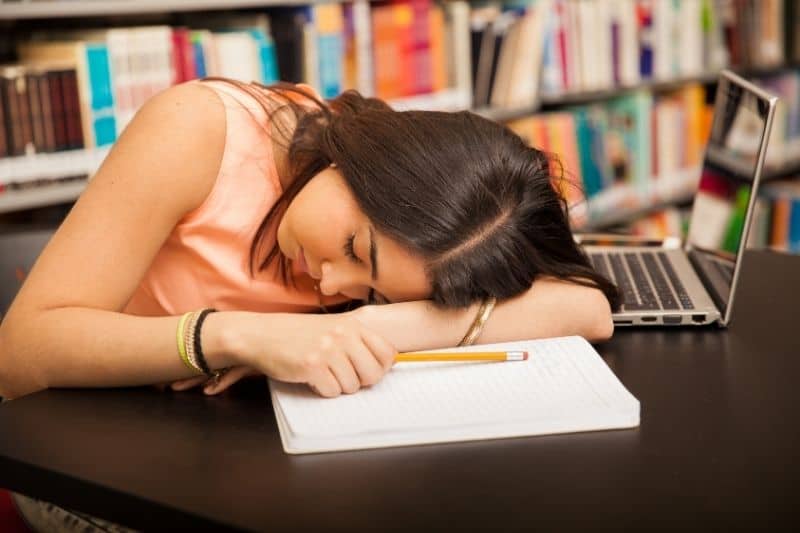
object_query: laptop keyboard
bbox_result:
[589,251,695,311]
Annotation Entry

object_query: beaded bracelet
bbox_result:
[175,308,219,377]
[192,308,217,376]
[458,297,497,347]
[176,312,201,374]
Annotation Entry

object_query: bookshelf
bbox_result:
[0,1,313,20]
[2,0,800,250]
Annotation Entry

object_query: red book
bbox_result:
[61,70,84,149]
[171,29,187,83]
[408,0,433,95]
[36,72,56,153]
[47,70,68,151]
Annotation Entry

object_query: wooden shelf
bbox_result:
[388,88,472,112]
[0,179,87,213]
[477,64,799,123]
[575,167,700,231]
[0,147,110,187]
[0,0,315,20]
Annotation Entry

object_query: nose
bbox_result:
[318,262,339,296]
[318,261,360,297]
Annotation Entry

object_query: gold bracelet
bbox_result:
[184,310,204,375]
[176,312,198,373]
[458,296,497,347]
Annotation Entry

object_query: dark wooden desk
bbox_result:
[1,250,798,531]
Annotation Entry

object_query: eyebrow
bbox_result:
[368,225,379,281]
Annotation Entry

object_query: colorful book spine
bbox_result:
[790,197,800,253]
[85,43,117,147]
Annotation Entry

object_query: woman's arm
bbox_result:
[0,82,232,399]
[352,277,614,353]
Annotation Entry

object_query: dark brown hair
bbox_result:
[202,78,621,311]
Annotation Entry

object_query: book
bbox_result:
[17,37,118,148]
[269,336,640,454]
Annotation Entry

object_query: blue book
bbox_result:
[246,29,279,84]
[191,35,207,78]
[790,198,800,253]
[573,108,603,198]
[317,33,342,98]
[85,43,116,147]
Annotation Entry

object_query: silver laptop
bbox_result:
[583,70,778,327]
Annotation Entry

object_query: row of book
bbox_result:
[506,83,712,225]
[506,67,800,226]
[604,180,800,255]
[1,14,282,157]
[534,0,788,97]
[0,1,476,159]
[748,181,800,253]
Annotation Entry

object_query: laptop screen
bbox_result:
[685,73,773,318]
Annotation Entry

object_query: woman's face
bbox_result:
[277,166,431,303]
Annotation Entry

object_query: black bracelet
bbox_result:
[192,308,218,376]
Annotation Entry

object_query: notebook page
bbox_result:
[270,336,639,439]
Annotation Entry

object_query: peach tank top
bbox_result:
[123,81,348,316]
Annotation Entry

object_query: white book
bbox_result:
[213,31,260,83]
[444,0,472,101]
[505,0,550,109]
[106,28,135,135]
[352,0,374,97]
[617,0,640,87]
[678,0,703,77]
[270,336,640,455]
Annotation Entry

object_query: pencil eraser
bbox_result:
[522,351,528,361]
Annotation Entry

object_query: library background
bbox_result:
[1,0,799,318]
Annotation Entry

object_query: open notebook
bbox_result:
[269,336,640,454]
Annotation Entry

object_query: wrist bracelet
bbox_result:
[458,297,497,347]
[176,308,219,376]
[192,308,218,376]
[176,312,202,374]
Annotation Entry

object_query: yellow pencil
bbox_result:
[395,350,528,363]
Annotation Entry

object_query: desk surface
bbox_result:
[1,250,799,531]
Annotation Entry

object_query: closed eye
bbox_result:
[344,233,361,263]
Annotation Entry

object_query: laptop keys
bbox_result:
[656,252,695,310]
[589,252,694,311]
[641,254,679,310]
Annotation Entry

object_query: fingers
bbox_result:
[359,326,398,371]
[342,331,388,387]
[203,366,254,395]
[308,366,342,398]
[171,375,207,391]
[304,323,396,398]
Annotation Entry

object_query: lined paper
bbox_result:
[270,336,640,446]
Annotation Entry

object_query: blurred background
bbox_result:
[1,0,800,322]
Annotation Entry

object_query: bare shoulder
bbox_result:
[0,82,230,316]
[102,81,227,215]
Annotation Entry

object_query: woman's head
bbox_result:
[207,79,620,311]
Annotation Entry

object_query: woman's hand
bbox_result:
[169,365,261,395]
[231,311,398,398]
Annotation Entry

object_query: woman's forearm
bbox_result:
[353,278,614,353]
[0,307,245,399]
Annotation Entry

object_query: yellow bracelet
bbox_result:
[176,311,202,374]
[458,297,497,347]
[184,310,201,373]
